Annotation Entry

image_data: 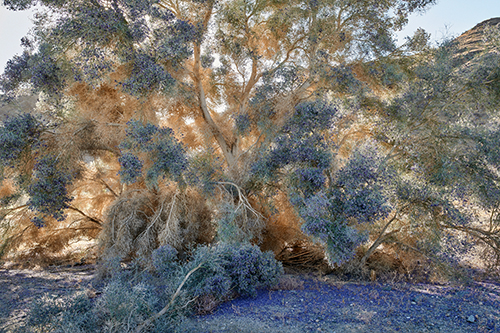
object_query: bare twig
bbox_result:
[0,205,28,216]
[216,181,264,220]
[140,194,169,238]
[56,124,90,161]
[99,178,119,198]
[391,241,441,264]
[165,191,178,230]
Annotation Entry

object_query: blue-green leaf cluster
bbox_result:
[119,120,188,186]
[0,113,41,166]
[27,155,74,226]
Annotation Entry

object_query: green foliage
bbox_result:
[185,242,283,298]
[213,191,266,244]
[21,285,189,333]
[97,282,160,330]
[151,243,179,277]
[251,100,393,264]
[0,113,76,227]
[27,155,74,226]
[20,292,100,333]
[373,33,500,267]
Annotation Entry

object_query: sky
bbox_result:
[1,0,500,74]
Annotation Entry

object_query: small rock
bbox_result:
[467,315,476,323]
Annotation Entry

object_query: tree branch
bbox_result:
[67,205,103,226]
[193,44,237,167]
[135,263,203,333]
[99,179,119,198]
[361,208,402,266]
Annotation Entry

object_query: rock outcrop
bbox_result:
[453,17,500,61]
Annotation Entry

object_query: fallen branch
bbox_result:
[216,181,264,220]
[134,262,203,333]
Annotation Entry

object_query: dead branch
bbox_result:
[99,178,119,198]
[134,262,203,333]
[216,181,264,220]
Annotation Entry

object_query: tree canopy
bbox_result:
[1,0,499,275]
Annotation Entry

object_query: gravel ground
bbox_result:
[189,274,500,333]
[0,266,499,333]
[0,265,96,332]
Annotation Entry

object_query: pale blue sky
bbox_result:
[1,0,500,73]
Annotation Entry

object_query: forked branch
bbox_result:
[360,206,407,266]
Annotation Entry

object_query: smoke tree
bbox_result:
[7,0,488,269]
[371,28,500,269]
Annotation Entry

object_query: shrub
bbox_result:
[95,281,159,330]
[184,242,283,299]
[20,292,99,333]
[217,243,283,297]
[21,241,283,332]
[151,244,179,277]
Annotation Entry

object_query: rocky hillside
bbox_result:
[454,17,500,61]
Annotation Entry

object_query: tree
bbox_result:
[0,0,450,267]
[369,24,500,270]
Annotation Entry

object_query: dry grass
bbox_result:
[271,275,305,291]
[276,240,330,274]
[0,207,101,268]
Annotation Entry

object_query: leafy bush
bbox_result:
[20,292,100,333]
[253,100,393,265]
[185,242,283,298]
[96,281,160,330]
[151,243,179,277]
[21,242,283,332]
